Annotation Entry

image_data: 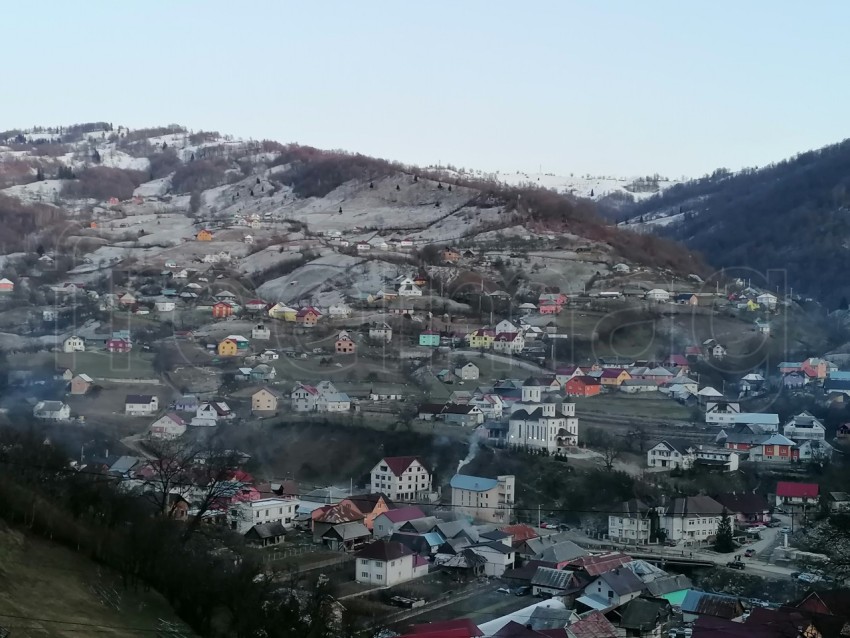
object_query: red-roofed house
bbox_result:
[370,456,432,502]
[493,332,525,354]
[403,618,484,637]
[663,354,690,370]
[565,376,602,397]
[500,523,539,547]
[295,306,321,327]
[567,552,633,577]
[555,365,584,385]
[775,481,819,508]
[600,368,631,387]
[106,338,132,353]
[212,301,234,318]
[354,540,428,586]
[563,610,617,638]
[245,299,268,312]
[291,382,319,411]
[373,506,427,538]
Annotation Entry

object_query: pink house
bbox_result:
[106,338,132,353]
[539,303,561,315]
[801,358,828,380]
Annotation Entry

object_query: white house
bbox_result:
[149,413,187,440]
[369,322,393,343]
[647,441,694,469]
[291,382,320,411]
[397,277,423,297]
[470,541,516,577]
[354,541,428,586]
[454,361,480,381]
[470,394,504,419]
[507,380,578,453]
[757,292,778,309]
[645,289,670,303]
[370,456,433,502]
[251,323,271,340]
[33,401,71,421]
[705,401,741,425]
[492,332,525,354]
[451,474,515,524]
[583,569,645,609]
[608,499,654,544]
[317,391,351,413]
[783,411,826,442]
[660,496,724,543]
[191,401,233,426]
[155,301,176,312]
[328,303,352,318]
[125,394,159,416]
[495,319,518,335]
[62,336,85,353]
[42,308,59,322]
[229,498,298,534]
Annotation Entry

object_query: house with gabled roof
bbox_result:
[493,331,524,354]
[149,413,186,440]
[33,400,71,421]
[251,387,282,415]
[372,506,428,539]
[70,373,94,395]
[291,382,319,411]
[125,394,159,416]
[369,456,433,502]
[295,306,321,327]
[354,540,428,586]
[775,481,819,508]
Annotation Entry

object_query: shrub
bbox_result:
[62,166,147,200]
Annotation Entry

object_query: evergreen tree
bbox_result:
[437,182,443,190]
[256,177,261,184]
[92,148,101,163]
[714,508,735,553]
[590,188,594,197]
[338,206,343,214]
[448,185,452,192]
[396,184,400,191]
[414,175,418,182]
[162,141,168,150]
[369,181,374,189]
[36,167,45,181]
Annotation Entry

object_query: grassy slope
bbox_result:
[0,522,193,638]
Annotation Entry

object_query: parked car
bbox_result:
[497,587,511,594]
[798,572,823,584]
[514,586,531,597]
[727,561,746,570]
[780,527,791,534]
[744,549,756,558]
[749,525,766,532]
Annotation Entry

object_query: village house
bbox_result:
[757,292,778,309]
[316,388,351,413]
[469,540,516,577]
[212,301,234,318]
[783,411,826,442]
[645,289,670,303]
[191,401,233,426]
[125,394,159,416]
[419,329,441,347]
[295,306,321,327]
[397,277,423,297]
[441,403,485,427]
[328,303,352,318]
[608,499,654,544]
[582,568,646,609]
[149,413,187,440]
[251,323,270,340]
[370,456,433,502]
[599,368,631,387]
[118,292,137,306]
[453,361,480,381]
[69,373,94,395]
[62,336,85,353]
[217,335,249,356]
[468,328,496,349]
[705,401,741,425]
[646,440,694,470]
[354,541,428,586]
[492,331,525,354]
[713,493,771,526]
[106,338,132,353]
[565,376,602,397]
[372,506,428,539]
[659,496,724,543]
[451,474,515,524]
[229,497,298,537]
[196,229,213,241]
[775,481,819,509]
[251,387,282,415]
[335,330,356,354]
[369,322,393,343]
[291,382,319,411]
[155,300,175,312]
[33,401,71,421]
[441,247,461,263]
[268,302,298,321]
[0,277,14,293]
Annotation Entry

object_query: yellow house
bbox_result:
[469,328,495,349]
[268,302,298,322]
[746,299,760,312]
[217,338,239,356]
[197,229,214,241]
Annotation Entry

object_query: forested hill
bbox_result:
[620,139,850,308]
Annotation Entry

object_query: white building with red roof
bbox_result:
[291,382,319,411]
[492,331,525,354]
[775,481,819,508]
[149,413,186,440]
[369,456,432,502]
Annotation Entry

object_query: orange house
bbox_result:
[296,306,321,327]
[335,331,356,354]
[599,368,631,387]
[564,376,602,397]
[212,301,234,318]
[340,494,392,531]
[89,221,98,229]
[196,229,213,241]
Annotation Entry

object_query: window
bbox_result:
[608,590,614,599]
[376,574,382,580]
[375,561,383,567]
[361,571,369,578]
[390,561,395,566]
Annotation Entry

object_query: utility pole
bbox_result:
[538,504,541,530]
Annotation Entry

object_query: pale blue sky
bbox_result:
[3,1,848,177]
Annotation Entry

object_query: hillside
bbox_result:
[0,123,707,311]
[619,139,850,308]
[0,521,192,637]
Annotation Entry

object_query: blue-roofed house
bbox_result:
[390,530,446,556]
[828,370,850,381]
[450,474,515,524]
[730,412,779,431]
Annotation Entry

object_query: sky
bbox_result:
[2,1,849,178]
